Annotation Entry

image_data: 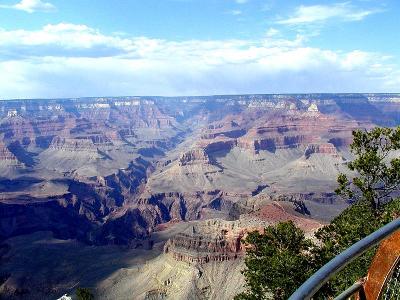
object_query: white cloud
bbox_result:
[228,9,242,16]
[15,0,55,12]
[0,23,398,99]
[0,0,56,13]
[235,0,248,4]
[0,23,133,57]
[266,28,279,37]
[277,2,379,25]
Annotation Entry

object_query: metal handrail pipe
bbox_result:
[333,281,364,300]
[288,218,400,300]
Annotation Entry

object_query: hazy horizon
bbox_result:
[2,92,400,102]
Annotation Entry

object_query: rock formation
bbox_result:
[49,136,98,152]
[179,148,212,166]
[304,143,339,159]
[164,219,247,264]
[0,142,18,164]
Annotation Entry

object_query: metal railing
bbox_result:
[334,281,364,300]
[289,218,400,300]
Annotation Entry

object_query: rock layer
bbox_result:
[164,219,247,264]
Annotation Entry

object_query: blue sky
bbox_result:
[0,0,399,98]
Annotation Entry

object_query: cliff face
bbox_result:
[49,136,99,152]
[304,143,339,159]
[202,111,358,155]
[163,220,247,264]
[0,142,18,164]
[179,148,212,166]
[197,112,352,172]
[162,202,323,266]
[250,202,322,232]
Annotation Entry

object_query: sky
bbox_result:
[0,0,399,98]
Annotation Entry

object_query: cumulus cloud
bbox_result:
[0,23,133,58]
[0,23,398,99]
[0,0,56,13]
[277,2,380,25]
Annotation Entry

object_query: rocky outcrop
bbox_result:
[84,134,113,146]
[49,136,98,152]
[136,191,206,221]
[164,219,247,264]
[250,202,322,232]
[198,109,360,156]
[201,120,245,140]
[304,143,339,159]
[203,138,237,154]
[0,142,18,164]
[238,133,315,153]
[104,157,152,197]
[179,148,212,166]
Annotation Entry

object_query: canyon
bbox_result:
[0,94,400,299]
